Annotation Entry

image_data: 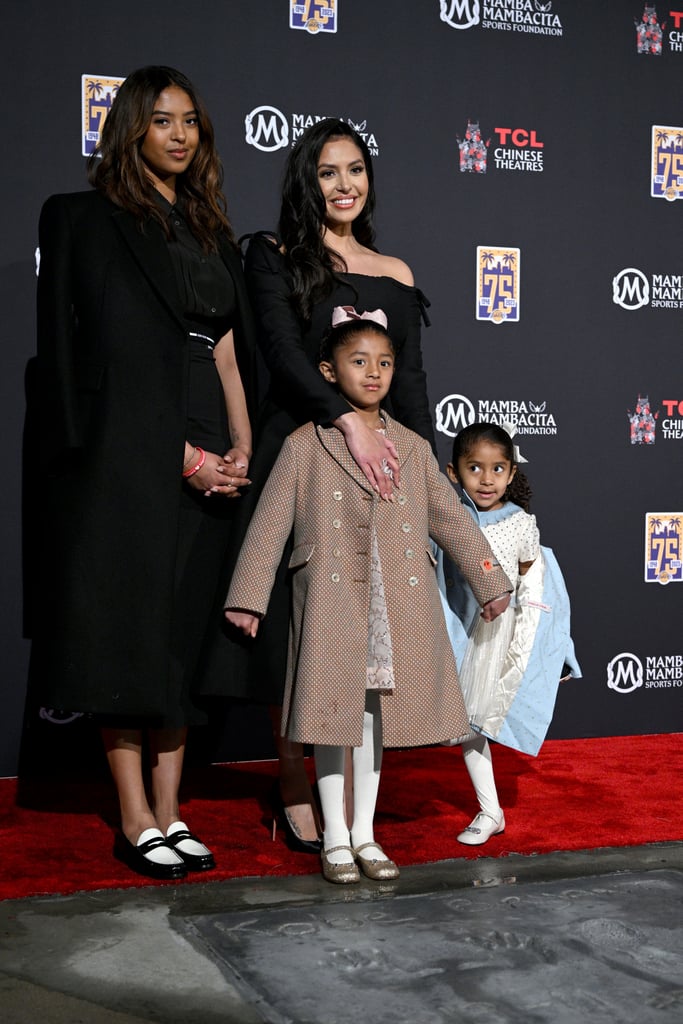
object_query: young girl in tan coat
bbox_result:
[226,308,511,883]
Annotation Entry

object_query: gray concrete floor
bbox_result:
[1,843,682,1024]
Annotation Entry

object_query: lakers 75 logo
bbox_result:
[476,246,520,323]
[82,74,124,156]
[645,513,683,584]
[651,125,683,201]
[290,1,337,33]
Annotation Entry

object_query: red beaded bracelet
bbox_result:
[182,447,206,478]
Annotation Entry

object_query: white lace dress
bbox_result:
[458,507,539,727]
[366,435,395,691]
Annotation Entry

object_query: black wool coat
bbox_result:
[35,190,257,716]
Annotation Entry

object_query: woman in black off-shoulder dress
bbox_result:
[207,118,436,850]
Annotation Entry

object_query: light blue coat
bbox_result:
[437,496,581,756]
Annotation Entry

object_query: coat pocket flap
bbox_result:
[288,544,315,569]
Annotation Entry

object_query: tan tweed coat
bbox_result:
[226,415,511,748]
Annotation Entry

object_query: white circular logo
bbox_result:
[612,268,649,310]
[435,394,476,437]
[606,652,644,694]
[439,0,480,30]
[244,106,289,152]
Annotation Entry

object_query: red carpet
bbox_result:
[1,735,681,901]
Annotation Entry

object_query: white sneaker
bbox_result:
[457,810,505,846]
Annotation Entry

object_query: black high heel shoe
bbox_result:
[270,782,322,854]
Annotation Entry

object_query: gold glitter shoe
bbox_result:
[320,845,360,884]
[353,842,400,880]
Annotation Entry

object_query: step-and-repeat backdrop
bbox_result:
[3,1,681,775]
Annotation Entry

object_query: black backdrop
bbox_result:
[2,1,682,777]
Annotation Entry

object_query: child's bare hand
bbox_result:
[480,592,511,622]
[225,609,260,637]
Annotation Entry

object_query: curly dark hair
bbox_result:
[451,422,533,512]
[88,65,234,251]
[278,118,377,320]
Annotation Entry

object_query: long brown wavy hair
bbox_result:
[88,66,234,251]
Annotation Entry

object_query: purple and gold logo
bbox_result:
[290,0,337,34]
[645,513,683,584]
[82,74,124,156]
[651,125,683,201]
[476,246,520,323]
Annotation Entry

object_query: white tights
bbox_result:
[315,691,383,865]
[461,733,502,819]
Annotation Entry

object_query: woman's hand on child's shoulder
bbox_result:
[335,412,400,500]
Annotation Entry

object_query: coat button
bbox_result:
[333,490,343,500]
[333,519,342,528]
[401,523,412,533]
[397,494,407,505]
[405,548,414,558]
[333,548,341,557]
[331,572,340,582]
[408,576,419,586]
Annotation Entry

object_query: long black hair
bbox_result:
[451,422,533,512]
[278,118,377,320]
[88,65,234,251]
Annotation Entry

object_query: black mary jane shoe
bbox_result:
[114,829,187,881]
[165,822,216,872]
[270,782,323,855]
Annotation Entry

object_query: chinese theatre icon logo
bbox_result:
[651,126,683,201]
[476,246,520,323]
[82,75,124,156]
[290,1,337,34]
[457,120,490,173]
[635,5,665,53]
[645,513,683,584]
[628,394,659,444]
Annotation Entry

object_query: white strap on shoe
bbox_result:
[166,820,211,857]
[136,828,184,866]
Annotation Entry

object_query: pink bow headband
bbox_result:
[331,305,388,330]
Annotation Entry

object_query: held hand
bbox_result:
[480,592,511,622]
[185,448,251,498]
[221,447,250,477]
[224,609,260,637]
[338,414,400,501]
